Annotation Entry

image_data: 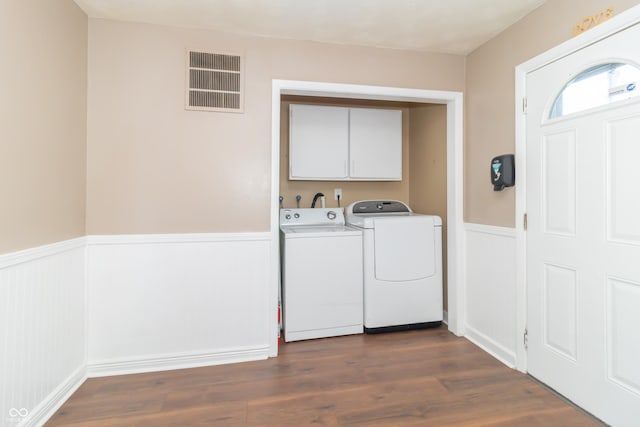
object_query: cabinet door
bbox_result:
[349,108,402,180]
[289,104,349,180]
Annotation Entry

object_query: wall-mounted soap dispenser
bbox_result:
[491,154,515,191]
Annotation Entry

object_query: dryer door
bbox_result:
[373,216,435,281]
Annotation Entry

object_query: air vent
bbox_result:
[186,51,243,113]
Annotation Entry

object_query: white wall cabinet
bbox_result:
[289,104,402,181]
[349,107,402,180]
[289,104,349,179]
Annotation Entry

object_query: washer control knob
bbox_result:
[294,213,300,219]
[327,211,337,220]
[285,214,291,220]
[376,203,383,210]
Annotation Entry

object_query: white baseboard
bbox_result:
[465,325,516,368]
[21,367,87,427]
[87,346,270,378]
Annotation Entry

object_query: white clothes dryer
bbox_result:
[345,200,443,332]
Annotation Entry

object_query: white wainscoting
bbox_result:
[0,238,87,427]
[86,233,272,377]
[464,223,517,368]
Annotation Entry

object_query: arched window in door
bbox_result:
[549,62,640,118]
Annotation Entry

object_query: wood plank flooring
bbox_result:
[46,328,602,426]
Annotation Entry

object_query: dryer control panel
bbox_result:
[349,200,411,215]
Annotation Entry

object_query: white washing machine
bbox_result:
[280,208,363,342]
[345,200,443,332]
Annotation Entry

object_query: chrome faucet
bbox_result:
[311,192,325,208]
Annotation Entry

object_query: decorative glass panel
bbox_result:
[550,63,640,119]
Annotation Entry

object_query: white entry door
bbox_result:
[526,23,640,426]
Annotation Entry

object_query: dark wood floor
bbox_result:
[47,328,602,426]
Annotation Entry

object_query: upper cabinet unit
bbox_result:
[289,104,350,180]
[289,104,402,181]
[348,107,402,180]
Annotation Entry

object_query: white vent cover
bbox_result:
[186,51,243,112]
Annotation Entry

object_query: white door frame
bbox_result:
[514,4,640,372]
[269,80,465,356]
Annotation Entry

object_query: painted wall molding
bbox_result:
[86,232,273,378]
[464,222,517,237]
[87,232,271,246]
[0,236,86,269]
[22,367,86,427]
[465,325,517,368]
[2,232,274,426]
[87,345,269,378]
[1,238,86,427]
[464,222,517,369]
[3,226,525,423]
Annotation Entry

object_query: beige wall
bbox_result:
[6,1,626,249]
[86,18,465,234]
[409,105,448,308]
[0,0,87,254]
[465,0,639,227]
[280,96,411,209]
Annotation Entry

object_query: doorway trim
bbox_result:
[269,80,464,355]
[514,4,640,372]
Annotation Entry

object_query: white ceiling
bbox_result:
[73,0,546,55]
